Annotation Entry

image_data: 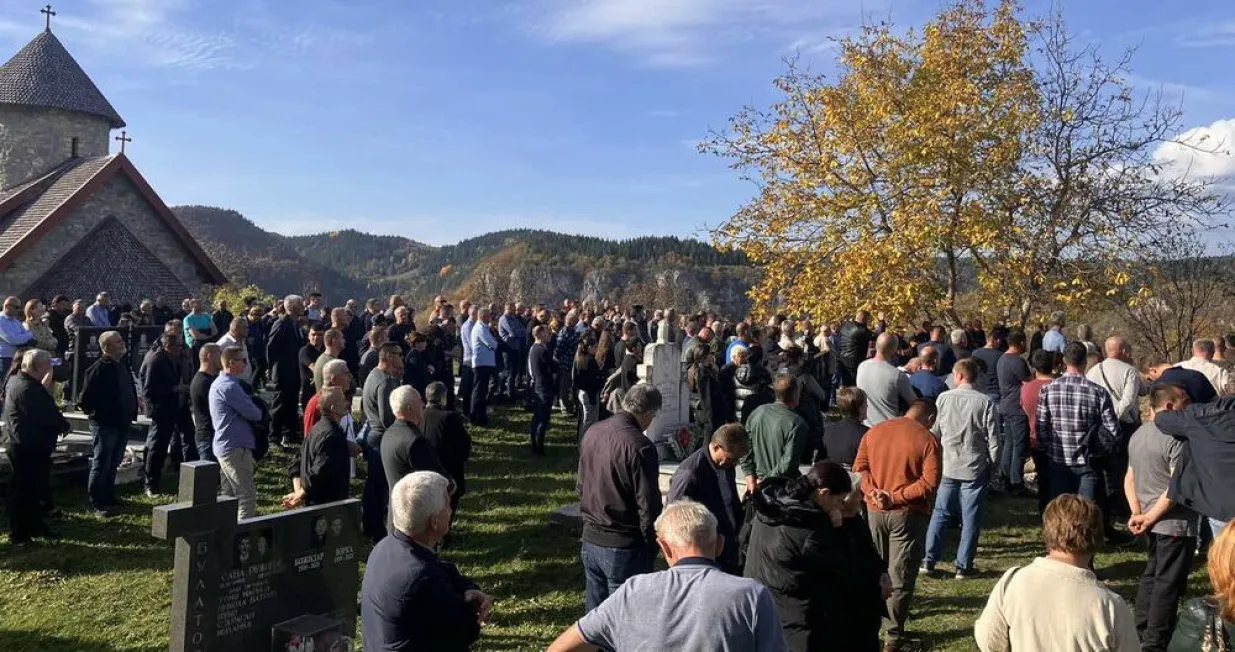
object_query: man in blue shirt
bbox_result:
[86,292,112,328]
[548,500,787,652]
[469,307,497,426]
[209,345,263,519]
[459,306,477,415]
[0,296,35,381]
[1042,312,1068,353]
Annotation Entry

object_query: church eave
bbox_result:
[0,154,227,285]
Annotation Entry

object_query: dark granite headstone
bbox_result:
[152,462,362,652]
[69,325,111,403]
[129,325,166,374]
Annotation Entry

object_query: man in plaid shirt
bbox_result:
[1036,342,1120,505]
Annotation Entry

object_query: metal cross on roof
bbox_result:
[41,4,56,31]
[115,130,132,154]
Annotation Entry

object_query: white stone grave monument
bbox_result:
[637,311,690,457]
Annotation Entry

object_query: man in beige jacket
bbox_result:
[974,494,1140,652]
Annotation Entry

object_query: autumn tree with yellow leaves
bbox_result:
[706,0,1229,327]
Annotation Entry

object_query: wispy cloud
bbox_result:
[1176,21,1235,48]
[1124,74,1215,103]
[50,0,243,70]
[527,0,871,66]
[0,0,371,71]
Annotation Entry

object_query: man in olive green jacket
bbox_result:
[740,374,808,495]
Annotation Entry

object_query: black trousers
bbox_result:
[557,367,576,413]
[6,443,52,541]
[505,348,526,398]
[530,392,553,452]
[459,365,473,415]
[470,366,494,425]
[271,383,301,442]
[1135,532,1195,652]
[145,407,197,491]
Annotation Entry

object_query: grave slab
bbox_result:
[152,461,362,652]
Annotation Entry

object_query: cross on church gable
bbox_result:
[114,130,132,154]
[41,5,55,31]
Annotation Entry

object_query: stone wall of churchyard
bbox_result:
[0,105,112,190]
[1,173,207,294]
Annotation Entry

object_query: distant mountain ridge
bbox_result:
[173,206,758,316]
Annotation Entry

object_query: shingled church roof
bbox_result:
[0,153,226,285]
[0,29,125,128]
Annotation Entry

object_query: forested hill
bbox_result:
[174,207,757,316]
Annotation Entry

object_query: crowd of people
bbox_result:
[4,290,1235,650]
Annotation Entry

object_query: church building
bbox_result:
[0,17,225,304]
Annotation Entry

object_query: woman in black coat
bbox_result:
[744,461,888,652]
[686,345,732,440]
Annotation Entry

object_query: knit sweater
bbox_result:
[852,417,941,513]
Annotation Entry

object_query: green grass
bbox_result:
[0,407,1214,651]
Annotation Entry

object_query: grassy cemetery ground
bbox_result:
[0,406,1214,651]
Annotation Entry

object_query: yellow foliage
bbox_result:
[710,0,1041,324]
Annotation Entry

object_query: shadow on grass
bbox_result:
[0,631,149,652]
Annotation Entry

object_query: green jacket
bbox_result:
[740,402,808,481]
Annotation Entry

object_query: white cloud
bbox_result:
[530,0,867,66]
[1177,21,1235,48]
[1153,117,1235,186]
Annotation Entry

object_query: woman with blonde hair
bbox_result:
[1171,523,1235,650]
[23,299,56,352]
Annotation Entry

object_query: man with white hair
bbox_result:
[381,386,445,522]
[361,471,492,651]
[548,500,787,651]
[1178,338,1233,397]
[267,295,306,446]
[4,349,71,544]
[578,383,664,612]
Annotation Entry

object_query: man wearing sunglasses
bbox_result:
[209,346,262,519]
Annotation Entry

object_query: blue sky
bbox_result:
[1,0,1233,245]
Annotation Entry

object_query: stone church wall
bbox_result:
[0,105,112,189]
[3,173,206,296]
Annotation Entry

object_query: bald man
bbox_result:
[1086,336,1149,542]
[1086,336,1148,431]
[856,332,917,426]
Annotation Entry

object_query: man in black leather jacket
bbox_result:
[838,311,874,388]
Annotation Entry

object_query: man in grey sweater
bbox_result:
[923,358,1000,578]
[856,333,916,426]
[361,343,403,541]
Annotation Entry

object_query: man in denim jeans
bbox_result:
[923,358,1001,579]
[577,383,663,612]
[78,330,138,517]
